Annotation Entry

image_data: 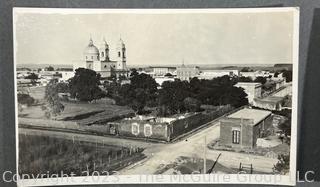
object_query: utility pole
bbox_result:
[203,136,207,174]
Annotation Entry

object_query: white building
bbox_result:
[198,69,239,79]
[235,82,262,103]
[149,66,176,76]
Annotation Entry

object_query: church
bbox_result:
[83,37,129,78]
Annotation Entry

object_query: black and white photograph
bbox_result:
[13,8,299,186]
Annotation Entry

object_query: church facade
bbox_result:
[84,37,129,78]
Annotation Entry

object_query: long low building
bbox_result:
[220,108,273,149]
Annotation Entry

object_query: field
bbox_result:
[18,86,134,124]
[18,134,146,177]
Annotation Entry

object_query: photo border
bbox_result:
[12,7,299,186]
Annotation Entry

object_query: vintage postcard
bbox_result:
[13,7,299,186]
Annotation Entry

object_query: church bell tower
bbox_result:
[116,38,126,70]
[99,37,109,62]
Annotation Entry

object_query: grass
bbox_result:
[19,134,146,177]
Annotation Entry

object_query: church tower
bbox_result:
[99,37,109,62]
[116,38,126,70]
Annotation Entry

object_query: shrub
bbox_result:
[17,93,35,106]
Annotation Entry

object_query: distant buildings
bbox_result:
[176,64,200,81]
[220,108,272,149]
[149,66,176,76]
[240,70,274,80]
[235,82,262,103]
[198,69,239,80]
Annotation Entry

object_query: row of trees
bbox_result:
[49,68,248,117]
[105,73,248,116]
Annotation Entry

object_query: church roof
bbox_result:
[84,38,99,54]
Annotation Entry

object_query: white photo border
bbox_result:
[13,7,299,186]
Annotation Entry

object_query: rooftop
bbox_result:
[228,108,271,124]
[149,66,177,69]
[254,96,284,103]
[235,82,262,87]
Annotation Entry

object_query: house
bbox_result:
[219,108,272,149]
[253,96,285,111]
[234,82,262,103]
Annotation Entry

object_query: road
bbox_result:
[19,120,278,175]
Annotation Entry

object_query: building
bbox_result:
[59,71,75,82]
[84,37,129,78]
[176,64,200,81]
[240,70,274,79]
[220,108,273,149]
[149,66,176,76]
[198,69,239,80]
[253,96,285,111]
[154,77,175,87]
[235,82,262,103]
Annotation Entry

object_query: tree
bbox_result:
[43,80,65,118]
[192,75,247,108]
[46,66,54,71]
[56,82,69,93]
[68,68,103,102]
[158,79,191,116]
[273,154,290,174]
[183,97,201,112]
[240,67,252,72]
[164,73,173,77]
[282,70,292,82]
[17,93,35,106]
[25,73,39,85]
[130,68,139,77]
[106,73,158,114]
[237,76,253,82]
[254,76,267,85]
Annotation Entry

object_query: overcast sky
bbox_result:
[14,10,295,67]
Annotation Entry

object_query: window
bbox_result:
[101,52,104,57]
[144,124,152,137]
[91,56,93,60]
[118,51,121,57]
[132,123,139,136]
[232,130,240,144]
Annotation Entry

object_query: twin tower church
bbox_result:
[83,37,129,78]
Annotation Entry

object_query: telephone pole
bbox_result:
[203,136,207,174]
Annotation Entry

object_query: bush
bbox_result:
[17,93,35,106]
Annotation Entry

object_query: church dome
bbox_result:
[84,38,99,54]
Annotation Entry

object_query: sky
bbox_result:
[14,9,295,68]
